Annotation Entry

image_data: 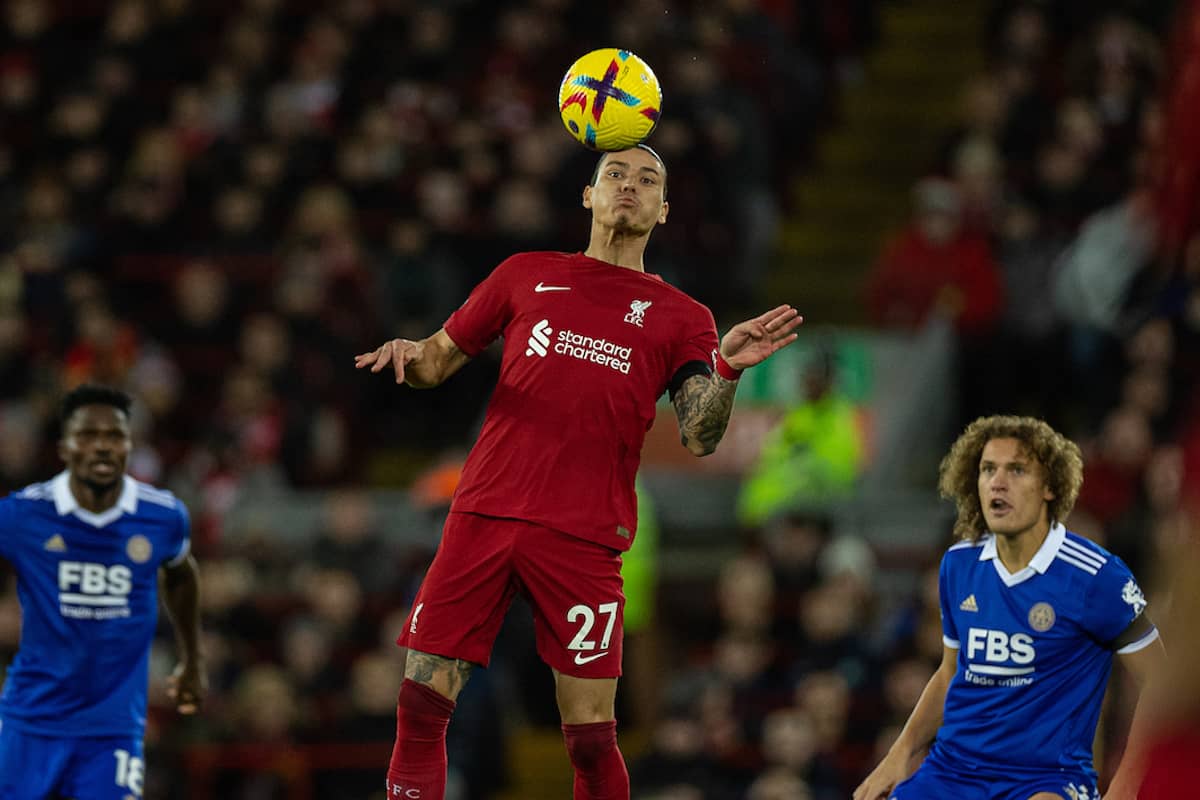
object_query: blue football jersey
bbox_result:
[0,472,190,738]
[933,523,1156,778]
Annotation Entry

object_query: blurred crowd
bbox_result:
[3,0,1200,798]
[861,0,1200,587]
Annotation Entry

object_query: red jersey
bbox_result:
[442,251,719,551]
[1140,725,1200,797]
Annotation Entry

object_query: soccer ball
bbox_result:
[558,48,662,151]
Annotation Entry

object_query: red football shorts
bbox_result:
[398,511,625,678]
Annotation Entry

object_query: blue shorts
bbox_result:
[890,755,1098,800]
[0,720,145,800]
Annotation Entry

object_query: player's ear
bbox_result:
[658,200,669,225]
[582,184,593,209]
[56,438,69,463]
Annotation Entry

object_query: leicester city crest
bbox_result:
[1028,602,1056,632]
[126,535,152,564]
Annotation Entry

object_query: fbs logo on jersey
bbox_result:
[43,534,67,552]
[959,594,979,612]
[966,627,1036,673]
[57,561,133,620]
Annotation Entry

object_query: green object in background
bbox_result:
[738,333,874,405]
[736,386,865,527]
[660,332,876,408]
[621,477,658,633]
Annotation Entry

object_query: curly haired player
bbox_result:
[856,415,1163,800]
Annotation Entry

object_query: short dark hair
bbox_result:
[60,384,133,426]
[590,144,668,198]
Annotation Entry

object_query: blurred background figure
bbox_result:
[737,342,866,529]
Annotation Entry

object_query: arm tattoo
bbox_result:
[672,373,739,455]
[405,649,474,697]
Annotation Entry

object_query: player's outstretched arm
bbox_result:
[1102,622,1167,800]
[161,554,207,714]
[720,305,803,372]
[354,328,471,388]
[672,305,803,457]
[672,371,737,456]
[853,644,958,800]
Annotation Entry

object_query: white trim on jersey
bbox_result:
[135,483,177,509]
[165,537,192,568]
[978,524,1069,587]
[59,593,129,606]
[949,539,985,552]
[51,471,138,528]
[1054,535,1107,576]
[1057,552,1100,575]
[1116,626,1160,655]
[966,664,1035,676]
[17,481,52,501]
[1060,539,1106,569]
[944,635,960,649]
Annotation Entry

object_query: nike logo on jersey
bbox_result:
[960,594,979,612]
[534,282,571,292]
[43,534,67,552]
[574,650,610,665]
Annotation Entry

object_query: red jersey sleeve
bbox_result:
[442,258,517,356]
[672,303,720,378]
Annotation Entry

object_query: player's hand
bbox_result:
[167,660,208,715]
[355,338,424,384]
[852,751,915,800]
[719,305,803,370]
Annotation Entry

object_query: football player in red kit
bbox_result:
[356,144,802,800]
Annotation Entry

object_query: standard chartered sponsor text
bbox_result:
[555,330,633,373]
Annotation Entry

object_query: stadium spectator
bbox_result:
[737,343,865,529]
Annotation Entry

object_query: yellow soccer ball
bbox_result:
[558,48,662,151]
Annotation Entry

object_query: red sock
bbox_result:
[387,679,456,800]
[562,720,629,800]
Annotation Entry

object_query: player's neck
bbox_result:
[585,230,648,271]
[993,520,1051,573]
[69,474,122,514]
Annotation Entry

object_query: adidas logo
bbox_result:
[525,319,552,357]
[43,534,67,552]
[959,594,979,612]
